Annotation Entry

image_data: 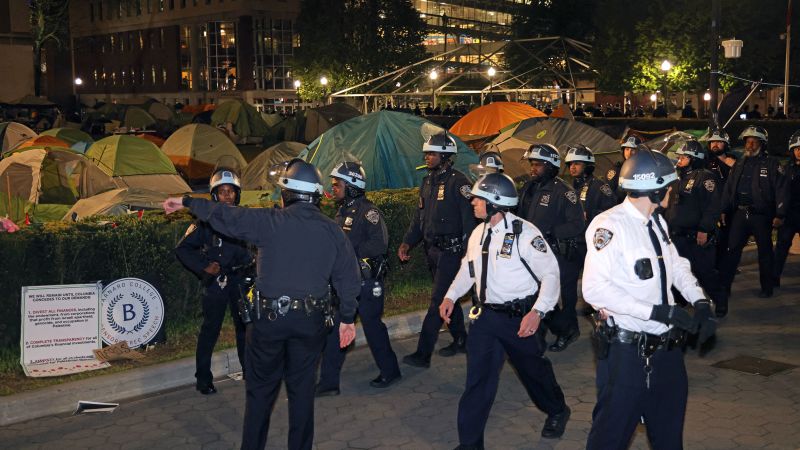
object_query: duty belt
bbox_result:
[257,294,330,321]
[431,235,463,253]
[469,295,537,320]
[611,327,687,356]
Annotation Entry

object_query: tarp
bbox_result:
[161,124,247,181]
[0,146,117,222]
[304,103,362,143]
[303,110,479,190]
[63,188,168,221]
[241,141,306,190]
[40,128,94,147]
[0,122,37,153]
[10,135,70,153]
[86,135,190,194]
[449,102,547,140]
[490,118,621,181]
[122,107,157,130]
[211,99,269,139]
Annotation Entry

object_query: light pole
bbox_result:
[320,76,328,105]
[487,66,496,105]
[660,60,672,114]
[703,91,711,118]
[650,93,658,111]
[74,77,83,121]
[429,70,438,110]
[293,79,301,113]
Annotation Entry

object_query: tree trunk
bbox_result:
[33,47,42,97]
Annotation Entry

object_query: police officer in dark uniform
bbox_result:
[164,158,361,450]
[705,127,737,272]
[664,140,728,315]
[773,131,800,287]
[517,144,586,352]
[316,162,401,396]
[583,148,717,450]
[175,169,252,395]
[475,149,504,175]
[398,131,476,367]
[719,126,787,299]
[607,135,642,203]
[565,144,616,224]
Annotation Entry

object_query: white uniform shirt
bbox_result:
[445,212,561,313]
[582,198,705,334]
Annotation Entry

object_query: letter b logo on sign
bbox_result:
[123,303,137,321]
[101,278,165,348]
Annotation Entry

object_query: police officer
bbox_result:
[719,126,787,299]
[582,147,717,450]
[316,162,401,396]
[664,140,728,315]
[175,169,252,395]
[565,143,616,224]
[476,149,504,175]
[398,132,476,367]
[517,143,586,352]
[705,127,737,272]
[773,131,800,287]
[164,158,361,450]
[440,172,571,447]
[607,135,642,203]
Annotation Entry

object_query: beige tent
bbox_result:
[161,124,247,182]
[241,141,305,190]
[303,103,361,143]
[63,187,168,221]
[1,122,37,153]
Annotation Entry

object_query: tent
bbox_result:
[303,110,479,190]
[0,122,37,153]
[86,135,191,194]
[0,146,117,222]
[63,187,168,221]
[241,141,306,190]
[122,106,157,130]
[161,124,248,182]
[136,133,166,148]
[1,95,56,107]
[304,103,362,143]
[490,118,621,181]
[211,99,269,141]
[449,102,547,140]
[9,135,70,153]
[40,128,94,147]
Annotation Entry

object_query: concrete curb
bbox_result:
[0,247,758,426]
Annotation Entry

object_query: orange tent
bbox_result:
[450,102,547,140]
[10,135,70,152]
[549,104,575,119]
[182,104,216,114]
[136,133,166,147]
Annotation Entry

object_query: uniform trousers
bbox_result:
[241,310,327,450]
[547,246,586,337]
[587,342,687,450]
[196,288,246,386]
[457,309,567,447]
[719,210,775,295]
[672,235,727,307]
[774,218,800,280]
[416,245,467,356]
[318,279,400,389]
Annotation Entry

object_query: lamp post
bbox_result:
[320,76,328,105]
[429,70,438,110]
[486,66,496,105]
[660,59,672,114]
[293,79,301,113]
[650,93,658,111]
[703,91,711,118]
[74,77,83,121]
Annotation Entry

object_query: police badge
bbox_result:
[460,185,472,199]
[593,228,613,250]
[703,179,716,192]
[365,209,380,225]
[600,184,613,197]
[607,169,616,180]
[565,191,577,204]
[539,193,551,206]
[531,235,548,252]
[344,217,354,226]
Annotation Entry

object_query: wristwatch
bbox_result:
[533,309,545,319]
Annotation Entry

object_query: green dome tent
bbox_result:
[161,124,247,182]
[302,110,479,190]
[241,141,306,191]
[122,106,157,130]
[86,135,191,194]
[40,128,94,147]
[211,99,269,141]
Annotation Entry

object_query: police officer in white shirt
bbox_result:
[583,147,717,450]
[440,172,571,449]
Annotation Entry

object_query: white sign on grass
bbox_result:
[20,283,110,377]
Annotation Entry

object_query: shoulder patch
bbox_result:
[183,223,197,238]
[565,190,577,204]
[531,235,548,252]
[600,183,613,197]
[593,228,613,250]
[703,179,716,192]
[606,169,616,181]
[365,208,380,225]
[459,184,472,199]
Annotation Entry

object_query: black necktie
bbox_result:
[647,220,668,305]
[479,229,492,304]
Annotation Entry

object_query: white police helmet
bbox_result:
[470,172,518,208]
[423,132,458,154]
[330,161,366,190]
[523,143,561,168]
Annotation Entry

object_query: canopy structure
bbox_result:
[64,187,168,221]
[490,118,620,181]
[211,99,270,141]
[0,146,117,222]
[86,135,191,194]
[0,122,37,153]
[241,141,306,191]
[40,128,94,147]
[304,103,362,143]
[449,102,546,140]
[302,110,478,190]
[161,124,247,182]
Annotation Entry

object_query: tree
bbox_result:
[29,0,70,97]
[293,0,426,101]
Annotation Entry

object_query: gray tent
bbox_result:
[304,103,362,143]
[241,141,306,190]
[63,188,168,221]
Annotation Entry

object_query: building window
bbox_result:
[121,69,126,86]
[160,28,165,48]
[98,2,103,21]
[253,17,294,91]
[159,0,165,12]
[180,25,192,90]
[163,67,168,85]
[136,0,142,15]
[138,31,144,49]
[152,65,157,85]
[90,3,94,22]
[147,0,152,13]
[169,0,175,9]
[206,21,237,91]
[93,69,98,87]
[110,34,115,53]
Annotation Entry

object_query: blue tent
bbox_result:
[302,110,479,190]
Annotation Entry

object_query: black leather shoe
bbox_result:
[758,290,773,298]
[196,382,217,395]
[548,330,580,352]
[438,336,467,357]
[314,385,340,397]
[541,406,570,438]
[369,373,402,388]
[402,352,431,368]
[714,305,728,318]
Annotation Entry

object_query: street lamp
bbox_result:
[429,70,438,109]
[293,79,301,112]
[74,77,83,121]
[660,60,672,114]
[320,76,328,105]
[650,93,658,110]
[486,67,496,104]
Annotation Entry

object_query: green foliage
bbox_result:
[29,0,70,96]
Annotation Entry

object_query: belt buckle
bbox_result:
[277,295,291,316]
